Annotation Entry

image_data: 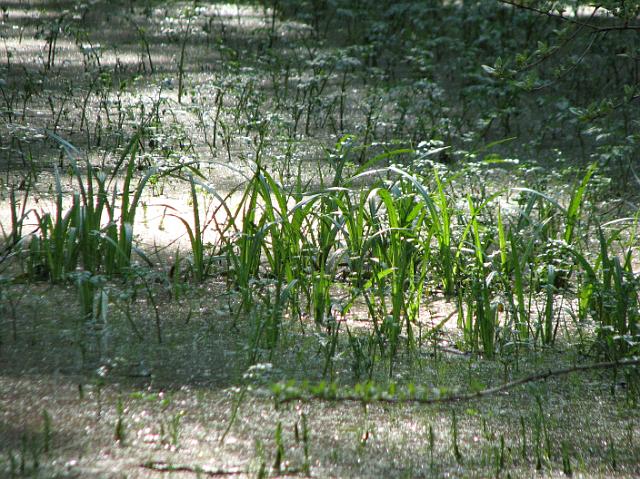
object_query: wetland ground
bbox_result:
[1,0,640,477]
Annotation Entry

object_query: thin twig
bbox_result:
[497,0,640,31]
[277,358,640,405]
[141,461,247,476]
[141,461,307,476]
[529,30,600,91]
[219,385,247,445]
[514,5,598,74]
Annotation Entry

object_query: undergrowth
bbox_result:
[1,0,639,477]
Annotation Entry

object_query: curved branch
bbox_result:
[141,461,247,476]
[275,358,640,405]
[529,30,600,91]
[497,0,640,31]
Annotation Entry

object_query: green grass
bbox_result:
[1,0,639,477]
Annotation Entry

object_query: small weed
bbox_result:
[273,421,285,473]
[42,410,52,455]
[114,397,126,445]
[451,410,463,464]
[562,440,573,476]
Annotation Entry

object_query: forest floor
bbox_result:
[1,1,640,478]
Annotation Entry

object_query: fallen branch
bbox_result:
[141,461,247,476]
[141,461,307,477]
[274,358,640,405]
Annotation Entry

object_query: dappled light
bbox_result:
[1,0,639,477]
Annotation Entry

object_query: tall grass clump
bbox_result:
[568,221,640,359]
[23,132,155,281]
[479,163,600,349]
[223,164,311,359]
[1,184,33,265]
[212,140,638,372]
[26,168,78,282]
[165,174,225,282]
